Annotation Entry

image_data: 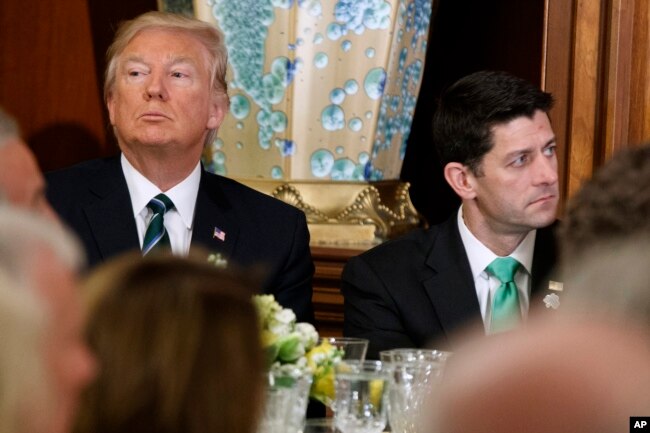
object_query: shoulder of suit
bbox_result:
[202,171,303,216]
[355,225,436,261]
[46,156,118,182]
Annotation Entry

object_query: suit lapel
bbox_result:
[82,158,140,259]
[422,217,481,339]
[190,170,240,258]
[530,222,559,296]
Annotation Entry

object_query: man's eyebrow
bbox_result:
[167,56,199,68]
[122,55,147,65]
[543,137,557,147]
[121,55,200,71]
[503,138,556,159]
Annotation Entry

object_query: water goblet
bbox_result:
[301,418,336,433]
[320,337,369,361]
[257,383,294,433]
[258,367,313,433]
[310,337,369,408]
[385,358,445,433]
[333,360,389,433]
[379,348,452,368]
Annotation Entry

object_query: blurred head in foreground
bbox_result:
[425,316,650,433]
[0,106,58,220]
[560,144,650,265]
[0,269,48,433]
[559,236,650,330]
[74,252,264,433]
[0,206,96,433]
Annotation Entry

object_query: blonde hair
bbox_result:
[0,269,49,433]
[75,252,264,433]
[104,11,229,147]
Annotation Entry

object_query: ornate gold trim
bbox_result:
[236,178,423,245]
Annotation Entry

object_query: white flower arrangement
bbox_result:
[207,252,342,403]
[253,294,343,403]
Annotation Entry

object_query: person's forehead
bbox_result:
[489,112,553,148]
[122,28,209,62]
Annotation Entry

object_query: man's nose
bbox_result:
[144,73,168,101]
[535,154,558,185]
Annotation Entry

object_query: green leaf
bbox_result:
[277,334,304,362]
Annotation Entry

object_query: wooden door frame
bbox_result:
[542,0,650,210]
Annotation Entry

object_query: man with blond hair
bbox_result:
[46,12,314,322]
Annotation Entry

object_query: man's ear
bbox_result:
[206,95,227,130]
[444,162,477,200]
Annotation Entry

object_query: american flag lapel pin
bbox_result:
[213,227,226,242]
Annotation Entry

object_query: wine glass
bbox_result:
[333,360,389,433]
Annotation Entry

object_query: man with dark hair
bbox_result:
[342,71,560,358]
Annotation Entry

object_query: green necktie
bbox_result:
[486,257,521,333]
[142,193,175,256]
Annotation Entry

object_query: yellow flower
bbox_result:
[368,379,385,408]
[310,368,335,405]
[306,340,334,371]
[305,340,341,405]
[260,329,278,347]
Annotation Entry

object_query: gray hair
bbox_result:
[0,206,85,290]
[561,237,650,329]
[0,106,20,147]
[0,268,49,433]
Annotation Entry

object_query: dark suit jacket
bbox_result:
[46,157,314,323]
[341,214,558,359]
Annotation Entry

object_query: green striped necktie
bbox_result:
[142,193,175,256]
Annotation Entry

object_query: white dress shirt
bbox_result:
[121,154,200,256]
[457,206,536,333]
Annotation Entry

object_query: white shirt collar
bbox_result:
[120,153,201,230]
[457,205,536,279]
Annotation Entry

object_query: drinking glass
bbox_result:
[379,348,452,366]
[257,384,294,433]
[384,358,445,433]
[311,337,369,408]
[320,337,369,361]
[333,360,389,433]
[301,418,336,433]
[258,368,313,433]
